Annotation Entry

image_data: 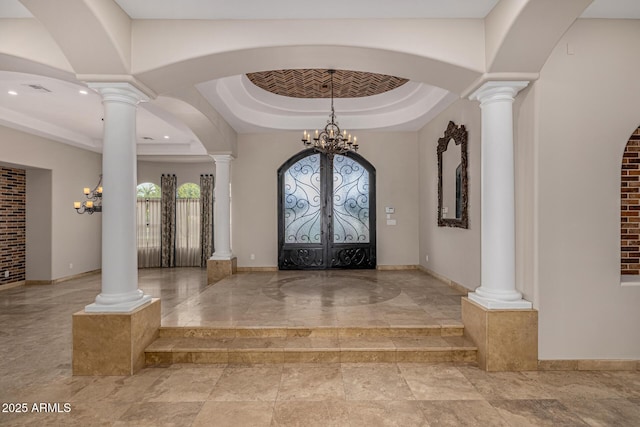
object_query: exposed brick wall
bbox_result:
[621,126,640,275]
[0,167,26,285]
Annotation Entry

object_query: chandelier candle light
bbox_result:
[302,70,359,157]
[74,175,103,214]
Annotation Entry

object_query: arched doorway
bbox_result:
[278,149,376,269]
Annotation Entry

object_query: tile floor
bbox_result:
[160,269,465,328]
[0,268,638,426]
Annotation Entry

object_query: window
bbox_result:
[136,182,161,268]
[175,183,201,267]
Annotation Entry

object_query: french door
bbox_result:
[278,149,376,269]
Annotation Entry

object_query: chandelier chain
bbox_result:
[301,70,359,157]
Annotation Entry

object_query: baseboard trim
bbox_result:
[27,269,101,286]
[236,265,422,272]
[25,279,53,286]
[418,266,471,294]
[0,280,26,291]
[54,269,101,284]
[236,266,278,272]
[237,265,420,272]
[538,359,640,371]
[376,265,418,271]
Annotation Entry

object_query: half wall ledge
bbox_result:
[72,298,161,376]
[461,297,538,371]
[207,257,237,284]
[620,275,640,287]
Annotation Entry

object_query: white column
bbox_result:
[85,83,151,313]
[468,81,532,309]
[210,154,234,259]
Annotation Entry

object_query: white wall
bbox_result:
[514,84,538,304]
[0,125,102,280]
[232,131,420,267]
[26,168,52,281]
[418,99,481,290]
[532,19,640,359]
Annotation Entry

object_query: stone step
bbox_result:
[156,325,465,339]
[145,328,477,366]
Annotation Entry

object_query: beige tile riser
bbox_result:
[159,327,237,339]
[192,352,230,364]
[159,326,462,339]
[340,351,397,363]
[538,359,640,371]
[144,348,478,365]
[228,351,285,364]
[284,351,341,363]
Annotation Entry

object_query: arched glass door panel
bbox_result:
[283,153,322,244]
[278,149,376,270]
[332,154,370,243]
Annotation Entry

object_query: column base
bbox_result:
[73,298,161,376]
[468,291,532,309]
[207,257,237,284]
[462,297,538,371]
[85,294,152,313]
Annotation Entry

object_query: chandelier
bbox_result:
[74,175,102,214]
[301,70,359,156]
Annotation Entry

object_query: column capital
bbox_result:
[469,81,529,105]
[210,154,235,164]
[88,82,149,105]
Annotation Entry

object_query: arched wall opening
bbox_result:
[621,125,640,277]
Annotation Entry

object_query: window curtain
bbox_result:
[175,197,201,266]
[161,174,176,268]
[200,174,214,267]
[137,198,161,267]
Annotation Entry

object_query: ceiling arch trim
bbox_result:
[131,19,485,77]
[0,53,76,83]
[485,0,593,73]
[134,45,483,97]
[156,89,238,156]
[0,20,74,75]
[197,75,459,133]
[20,0,132,75]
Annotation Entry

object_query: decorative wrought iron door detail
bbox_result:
[278,149,376,269]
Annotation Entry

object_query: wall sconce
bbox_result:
[74,175,102,214]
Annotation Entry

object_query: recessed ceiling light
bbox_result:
[8,90,17,96]
[79,90,88,95]
[163,135,170,139]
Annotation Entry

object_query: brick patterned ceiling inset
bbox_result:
[246,69,409,98]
